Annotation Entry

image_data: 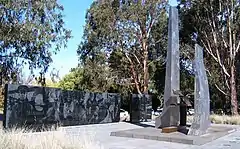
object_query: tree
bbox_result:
[81,53,117,92]
[58,67,84,90]
[78,0,167,95]
[0,0,71,86]
[58,63,116,92]
[179,0,240,114]
[30,78,59,88]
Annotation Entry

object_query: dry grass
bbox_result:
[186,115,194,124]
[0,127,104,149]
[187,114,240,125]
[210,114,240,125]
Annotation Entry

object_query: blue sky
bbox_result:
[32,0,178,79]
[46,0,94,79]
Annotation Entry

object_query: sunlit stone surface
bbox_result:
[155,6,180,128]
[188,44,210,136]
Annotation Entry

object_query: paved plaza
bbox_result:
[0,121,240,148]
[59,122,240,149]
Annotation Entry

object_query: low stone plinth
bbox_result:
[110,125,236,145]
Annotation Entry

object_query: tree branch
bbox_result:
[235,40,240,55]
[206,68,228,96]
[125,52,142,95]
[200,37,230,77]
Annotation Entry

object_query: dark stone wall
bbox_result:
[130,94,152,123]
[3,84,121,129]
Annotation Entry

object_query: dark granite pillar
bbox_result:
[155,6,180,128]
[188,44,210,136]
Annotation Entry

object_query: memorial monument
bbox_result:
[155,6,180,129]
[188,44,211,136]
[3,84,121,129]
[111,5,230,145]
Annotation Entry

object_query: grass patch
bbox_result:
[187,114,240,125]
[210,114,240,125]
[0,127,104,149]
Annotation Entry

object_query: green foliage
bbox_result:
[74,1,195,105]
[58,62,118,93]
[81,59,113,92]
[78,0,168,94]
[0,0,71,85]
[179,0,240,114]
[30,78,59,88]
[58,68,84,90]
[180,63,194,96]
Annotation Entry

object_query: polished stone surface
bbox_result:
[4,84,121,129]
[155,6,180,128]
[188,44,211,136]
[130,94,152,123]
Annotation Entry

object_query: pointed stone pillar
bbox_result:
[188,44,210,136]
[155,6,180,128]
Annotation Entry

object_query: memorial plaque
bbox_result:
[188,44,210,136]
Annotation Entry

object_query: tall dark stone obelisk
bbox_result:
[188,44,210,136]
[155,6,180,128]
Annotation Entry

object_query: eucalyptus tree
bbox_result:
[78,0,168,95]
[179,0,240,114]
[0,0,71,85]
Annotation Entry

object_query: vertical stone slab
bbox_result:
[155,6,180,128]
[143,94,152,121]
[130,94,141,123]
[3,84,121,129]
[130,94,152,123]
[188,44,210,136]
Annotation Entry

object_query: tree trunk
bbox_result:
[130,64,142,95]
[230,64,238,115]
[124,52,142,95]
[143,39,149,94]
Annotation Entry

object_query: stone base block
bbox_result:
[110,125,236,145]
[155,105,180,128]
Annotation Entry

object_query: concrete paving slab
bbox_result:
[110,125,237,145]
[184,130,240,149]
[57,122,240,149]
[59,122,193,149]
